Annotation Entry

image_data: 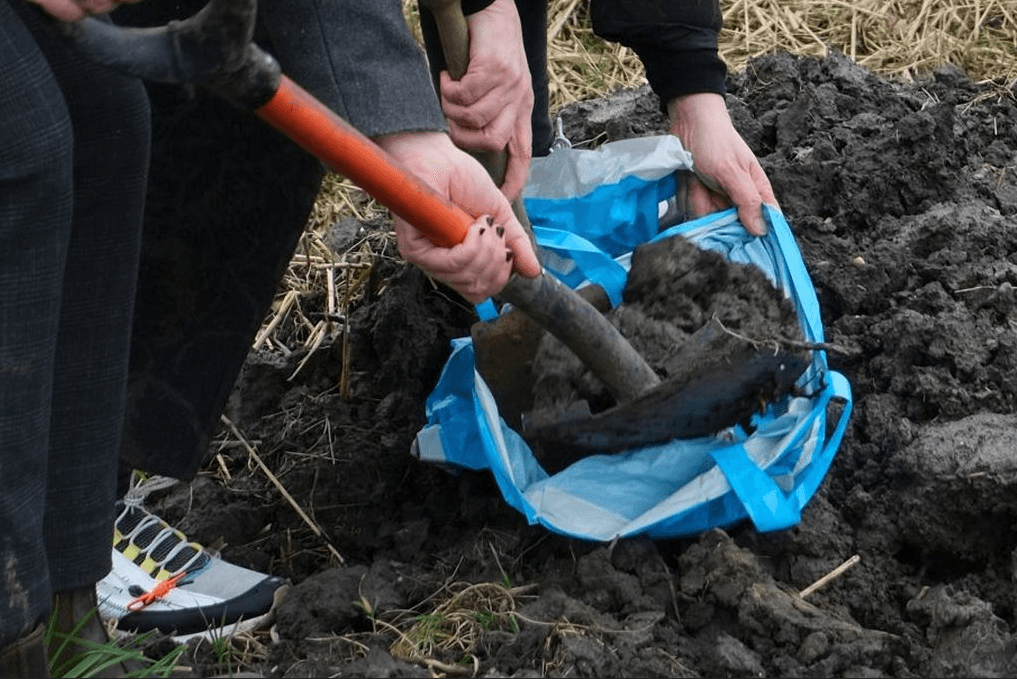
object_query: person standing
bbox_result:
[1,0,150,674]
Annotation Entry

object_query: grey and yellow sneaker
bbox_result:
[96,479,288,642]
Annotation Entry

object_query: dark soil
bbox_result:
[150,50,1017,677]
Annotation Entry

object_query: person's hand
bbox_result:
[374,131,541,304]
[668,92,778,236]
[436,0,533,201]
[25,0,140,22]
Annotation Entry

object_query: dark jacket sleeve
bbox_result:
[259,0,447,138]
[460,0,498,13]
[590,0,727,105]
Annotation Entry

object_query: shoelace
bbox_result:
[115,475,210,579]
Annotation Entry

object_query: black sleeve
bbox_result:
[460,0,498,13]
[590,0,728,106]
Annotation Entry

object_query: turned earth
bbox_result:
[147,50,1017,677]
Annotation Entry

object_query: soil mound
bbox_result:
[153,49,1017,677]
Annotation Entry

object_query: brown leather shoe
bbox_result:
[0,623,50,679]
[49,587,125,678]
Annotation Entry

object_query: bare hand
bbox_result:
[25,0,140,22]
[668,93,778,236]
[374,131,540,304]
[437,0,533,201]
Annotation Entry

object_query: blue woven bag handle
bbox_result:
[711,371,852,532]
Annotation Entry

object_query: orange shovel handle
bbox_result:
[257,76,473,249]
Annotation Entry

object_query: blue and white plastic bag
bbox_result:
[413,135,852,542]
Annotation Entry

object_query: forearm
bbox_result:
[667,91,727,133]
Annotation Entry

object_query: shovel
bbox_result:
[418,0,565,429]
[417,0,810,452]
[57,0,808,469]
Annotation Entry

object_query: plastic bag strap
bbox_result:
[711,371,853,532]
[765,205,825,343]
[532,227,629,306]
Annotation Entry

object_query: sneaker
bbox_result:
[96,477,289,642]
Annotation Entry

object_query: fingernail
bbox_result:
[486,216,494,226]
[496,226,505,238]
[506,250,514,262]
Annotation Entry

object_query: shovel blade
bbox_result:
[472,284,613,429]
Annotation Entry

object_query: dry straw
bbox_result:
[720,0,1017,85]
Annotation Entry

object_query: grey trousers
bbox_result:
[0,1,149,644]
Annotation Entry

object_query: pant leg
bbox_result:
[420,0,553,157]
[0,2,76,645]
[113,1,324,480]
[516,0,552,156]
[5,5,151,601]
